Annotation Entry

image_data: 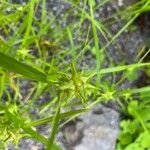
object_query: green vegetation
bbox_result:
[0,0,150,149]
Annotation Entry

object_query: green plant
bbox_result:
[1,49,150,149]
[117,96,150,150]
[1,0,150,149]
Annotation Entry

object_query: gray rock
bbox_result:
[63,105,120,150]
[75,126,118,150]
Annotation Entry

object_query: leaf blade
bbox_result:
[0,52,47,82]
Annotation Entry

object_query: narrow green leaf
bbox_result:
[47,106,60,149]
[99,63,150,74]
[0,52,47,82]
[0,71,5,98]
[27,108,88,127]
[121,86,150,95]
[88,62,150,78]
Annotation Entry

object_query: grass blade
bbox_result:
[121,86,150,95]
[88,62,150,78]
[47,93,62,150]
[27,108,88,127]
[0,71,5,98]
[0,52,47,82]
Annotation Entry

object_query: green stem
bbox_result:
[46,93,61,150]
